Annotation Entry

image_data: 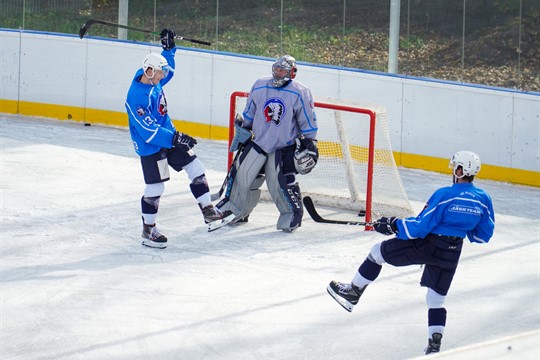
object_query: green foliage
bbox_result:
[401,35,424,50]
[0,0,537,91]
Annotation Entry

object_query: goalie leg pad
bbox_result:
[217,143,267,222]
[265,150,304,232]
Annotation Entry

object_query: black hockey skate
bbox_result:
[425,333,443,355]
[200,204,235,232]
[141,221,168,249]
[327,280,366,312]
[235,215,249,224]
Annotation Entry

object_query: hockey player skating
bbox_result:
[125,28,233,248]
[216,55,318,232]
[327,151,495,354]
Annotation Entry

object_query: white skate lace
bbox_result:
[150,227,163,240]
[336,282,352,292]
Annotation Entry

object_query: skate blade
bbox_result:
[207,213,235,232]
[141,240,167,249]
[326,285,354,312]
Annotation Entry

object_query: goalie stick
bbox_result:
[79,19,212,46]
[303,196,374,226]
[210,146,243,201]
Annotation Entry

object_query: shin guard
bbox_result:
[265,151,303,231]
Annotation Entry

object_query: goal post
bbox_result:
[226,91,414,224]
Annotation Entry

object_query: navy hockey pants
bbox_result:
[380,234,463,296]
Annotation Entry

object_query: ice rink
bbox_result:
[1,114,539,359]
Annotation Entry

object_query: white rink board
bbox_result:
[18,33,87,107]
[84,39,147,112]
[401,81,516,168]
[0,31,20,101]
[0,29,539,173]
[512,96,540,171]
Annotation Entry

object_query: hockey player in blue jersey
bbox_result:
[216,55,319,232]
[327,151,495,355]
[125,29,233,249]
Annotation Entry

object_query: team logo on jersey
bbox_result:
[136,107,146,116]
[263,98,286,126]
[158,92,168,115]
[448,204,482,216]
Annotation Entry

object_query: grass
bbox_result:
[0,4,538,92]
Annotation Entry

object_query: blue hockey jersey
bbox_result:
[125,48,177,156]
[395,182,495,243]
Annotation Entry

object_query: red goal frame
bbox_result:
[227,91,378,224]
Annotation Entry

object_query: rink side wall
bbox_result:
[1,29,539,187]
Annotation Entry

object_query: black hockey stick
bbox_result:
[303,196,373,226]
[79,19,212,46]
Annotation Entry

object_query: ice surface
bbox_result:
[1,115,538,360]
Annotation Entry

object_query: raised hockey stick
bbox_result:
[79,19,212,46]
[303,196,374,226]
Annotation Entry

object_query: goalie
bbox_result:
[217,55,318,232]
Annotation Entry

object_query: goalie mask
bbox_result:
[449,151,481,178]
[142,53,170,79]
[272,55,297,87]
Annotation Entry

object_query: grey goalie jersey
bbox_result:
[242,76,318,153]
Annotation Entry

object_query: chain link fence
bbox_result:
[0,0,538,92]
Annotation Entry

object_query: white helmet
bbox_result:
[142,53,169,79]
[272,55,297,87]
[449,151,481,178]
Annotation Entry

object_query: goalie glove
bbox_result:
[173,131,197,149]
[229,114,252,152]
[294,137,319,175]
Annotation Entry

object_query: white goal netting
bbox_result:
[229,92,414,222]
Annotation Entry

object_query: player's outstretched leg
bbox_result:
[141,218,168,249]
[326,280,366,312]
[425,333,443,355]
[200,204,235,232]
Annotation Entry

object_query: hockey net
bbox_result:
[227,91,414,223]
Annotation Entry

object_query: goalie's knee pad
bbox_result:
[217,143,267,222]
[265,151,304,232]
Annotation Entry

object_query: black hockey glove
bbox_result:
[373,217,398,235]
[173,131,197,149]
[160,28,176,50]
[294,137,319,175]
